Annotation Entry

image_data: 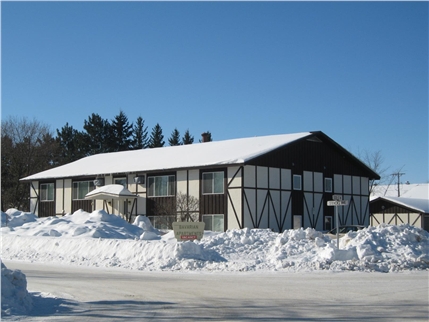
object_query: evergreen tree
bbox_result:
[56,123,86,164]
[168,128,181,146]
[132,116,149,149]
[182,129,194,145]
[111,110,133,151]
[83,113,112,154]
[149,123,165,148]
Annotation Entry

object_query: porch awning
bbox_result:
[85,184,138,200]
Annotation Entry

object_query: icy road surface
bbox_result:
[3,260,428,321]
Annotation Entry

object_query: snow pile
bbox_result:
[1,261,33,316]
[2,209,428,273]
[2,209,150,239]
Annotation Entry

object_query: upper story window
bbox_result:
[114,177,127,188]
[202,171,224,194]
[325,178,333,192]
[148,175,175,197]
[73,181,95,200]
[293,175,302,190]
[40,183,54,201]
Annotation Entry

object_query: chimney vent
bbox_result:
[201,132,209,142]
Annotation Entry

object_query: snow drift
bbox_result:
[2,208,428,273]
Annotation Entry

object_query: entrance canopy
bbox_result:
[85,184,138,200]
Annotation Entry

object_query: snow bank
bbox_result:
[2,209,428,273]
[1,261,33,316]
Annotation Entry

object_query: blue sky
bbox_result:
[2,2,428,184]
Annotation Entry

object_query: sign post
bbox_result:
[327,195,349,249]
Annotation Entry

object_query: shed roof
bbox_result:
[371,196,429,214]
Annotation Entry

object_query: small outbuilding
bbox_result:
[370,183,429,231]
[20,131,379,232]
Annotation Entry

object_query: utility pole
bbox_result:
[391,172,405,197]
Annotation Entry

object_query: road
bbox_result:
[4,260,429,321]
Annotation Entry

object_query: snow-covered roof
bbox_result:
[85,184,137,200]
[371,196,429,213]
[371,183,428,200]
[21,132,312,181]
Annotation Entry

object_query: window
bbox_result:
[202,172,224,194]
[293,175,302,190]
[325,178,333,192]
[73,181,95,200]
[203,214,224,232]
[148,175,175,197]
[40,183,54,201]
[114,177,127,188]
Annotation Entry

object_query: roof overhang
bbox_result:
[85,184,138,200]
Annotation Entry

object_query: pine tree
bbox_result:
[182,129,194,145]
[56,123,86,164]
[132,116,149,149]
[149,123,165,148]
[83,113,112,154]
[168,128,181,146]
[111,110,133,152]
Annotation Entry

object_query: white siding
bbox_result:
[176,170,188,194]
[228,166,242,188]
[281,191,292,230]
[269,190,281,232]
[257,190,268,228]
[343,175,352,194]
[30,181,39,215]
[361,177,369,195]
[227,188,241,229]
[55,179,64,214]
[281,169,291,190]
[188,169,200,199]
[353,176,361,195]
[269,168,280,190]
[64,179,72,213]
[314,172,323,193]
[243,189,256,228]
[244,166,256,188]
[334,174,342,193]
[304,171,313,191]
[257,166,268,189]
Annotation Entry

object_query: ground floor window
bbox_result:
[40,183,54,201]
[73,181,95,200]
[203,214,224,232]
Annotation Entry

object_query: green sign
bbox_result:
[172,222,205,241]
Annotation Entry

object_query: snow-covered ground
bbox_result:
[2,208,429,317]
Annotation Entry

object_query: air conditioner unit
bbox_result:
[134,176,145,184]
[93,178,104,186]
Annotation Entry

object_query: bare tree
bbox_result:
[176,192,199,222]
[152,192,200,229]
[358,149,390,194]
[1,116,58,211]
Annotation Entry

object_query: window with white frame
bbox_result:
[202,171,224,194]
[325,178,333,192]
[40,183,54,201]
[202,214,224,232]
[293,175,302,190]
[148,175,175,197]
[73,181,95,200]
